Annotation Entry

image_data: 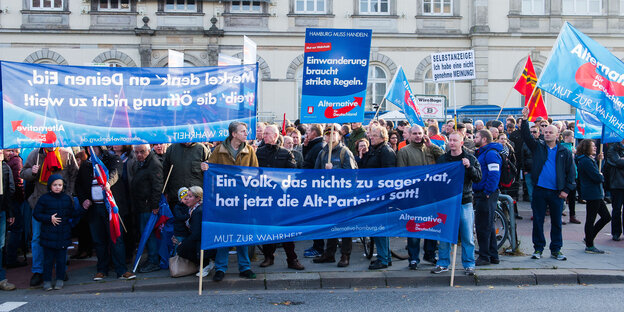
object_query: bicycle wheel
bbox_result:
[494,206,510,250]
[360,237,374,259]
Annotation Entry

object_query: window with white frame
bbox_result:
[99,0,130,11]
[295,0,326,14]
[561,0,601,15]
[231,1,263,13]
[31,0,63,10]
[424,69,450,102]
[521,0,545,15]
[367,65,388,111]
[165,0,196,12]
[359,0,389,14]
[422,0,452,15]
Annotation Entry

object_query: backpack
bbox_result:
[319,147,358,169]
[487,148,517,188]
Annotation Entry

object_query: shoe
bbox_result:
[408,260,418,270]
[515,215,523,220]
[213,270,225,282]
[551,251,567,261]
[562,220,567,225]
[464,267,475,276]
[431,265,448,274]
[531,250,542,259]
[569,216,581,224]
[93,272,106,281]
[43,281,53,291]
[119,272,136,280]
[562,211,567,216]
[578,199,586,204]
[423,256,437,265]
[475,258,490,266]
[585,246,605,254]
[260,257,274,268]
[368,259,388,270]
[613,235,621,241]
[0,279,15,291]
[197,262,215,277]
[138,262,160,273]
[605,197,612,204]
[239,270,256,279]
[490,258,500,264]
[6,261,28,269]
[337,254,350,267]
[30,273,43,287]
[312,254,335,263]
[303,248,321,258]
[53,280,63,290]
[287,259,305,270]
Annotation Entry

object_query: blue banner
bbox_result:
[201,162,464,250]
[0,61,258,148]
[575,109,622,143]
[300,28,372,124]
[537,22,624,139]
[384,66,425,127]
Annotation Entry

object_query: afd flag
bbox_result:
[1,61,258,148]
[536,22,624,139]
[300,28,372,124]
[384,66,425,127]
[201,162,464,250]
[575,109,623,143]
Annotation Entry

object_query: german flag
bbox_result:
[514,56,548,122]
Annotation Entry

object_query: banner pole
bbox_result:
[199,249,204,296]
[162,165,174,194]
[326,126,334,167]
[450,243,458,287]
[453,80,457,130]
[598,142,603,172]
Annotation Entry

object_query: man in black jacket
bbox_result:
[256,125,305,270]
[130,144,164,273]
[357,125,396,270]
[522,124,539,202]
[521,107,576,261]
[302,124,327,258]
[434,132,482,276]
[76,146,135,281]
[607,139,624,241]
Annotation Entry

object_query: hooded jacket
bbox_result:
[162,143,210,203]
[33,174,83,249]
[438,147,482,204]
[577,154,604,201]
[302,136,326,169]
[129,151,164,213]
[21,148,78,210]
[208,139,258,167]
[473,142,502,196]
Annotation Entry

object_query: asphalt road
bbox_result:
[0,284,622,312]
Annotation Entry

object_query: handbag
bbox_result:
[168,255,197,278]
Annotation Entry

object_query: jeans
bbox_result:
[407,238,437,264]
[0,212,6,280]
[438,203,475,269]
[525,173,534,202]
[532,187,564,252]
[139,212,159,265]
[31,215,44,274]
[585,199,612,247]
[215,246,251,273]
[42,246,66,282]
[373,237,390,265]
[475,191,500,261]
[89,203,128,276]
[611,189,624,238]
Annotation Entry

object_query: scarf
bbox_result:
[39,148,63,185]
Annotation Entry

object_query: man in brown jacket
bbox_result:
[201,121,258,282]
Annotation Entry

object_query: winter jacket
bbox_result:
[6,156,24,202]
[292,149,304,169]
[178,207,202,255]
[358,142,396,169]
[129,152,164,213]
[162,143,210,203]
[75,152,120,207]
[33,174,83,249]
[208,140,258,167]
[314,142,357,169]
[21,148,79,209]
[522,144,533,172]
[606,142,624,189]
[473,142,503,196]
[302,137,326,169]
[172,202,191,238]
[396,142,444,167]
[577,154,604,201]
[348,127,367,155]
[438,148,482,204]
[256,144,297,169]
[0,162,15,217]
[521,119,576,194]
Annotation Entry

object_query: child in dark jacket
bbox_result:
[33,174,85,291]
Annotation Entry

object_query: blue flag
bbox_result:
[575,109,622,143]
[384,66,424,127]
[537,22,624,139]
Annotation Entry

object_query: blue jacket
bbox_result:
[521,119,576,194]
[473,142,502,196]
[577,154,604,201]
[172,202,191,238]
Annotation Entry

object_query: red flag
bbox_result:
[281,113,287,135]
[514,56,548,122]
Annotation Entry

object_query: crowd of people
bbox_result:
[0,106,622,289]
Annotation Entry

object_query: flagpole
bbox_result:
[198,249,204,295]
[327,126,334,167]
[450,243,458,287]
[453,81,457,130]
[496,60,527,120]
[162,165,174,194]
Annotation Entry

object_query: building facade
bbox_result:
[2,0,624,121]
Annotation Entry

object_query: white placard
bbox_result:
[414,95,446,119]
[243,35,257,65]
[168,49,184,67]
[430,50,475,82]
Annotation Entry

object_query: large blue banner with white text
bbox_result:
[201,162,464,249]
[0,61,258,148]
[537,22,624,139]
[300,28,372,124]
[575,109,622,143]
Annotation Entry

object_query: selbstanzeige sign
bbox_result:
[430,50,475,82]
[414,95,446,120]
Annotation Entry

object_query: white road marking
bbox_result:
[0,302,27,311]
